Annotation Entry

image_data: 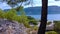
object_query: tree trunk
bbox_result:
[38,0,48,34]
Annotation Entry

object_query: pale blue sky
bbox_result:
[0,0,60,10]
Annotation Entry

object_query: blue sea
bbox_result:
[28,14,60,20]
[4,6,60,20]
[24,6,60,20]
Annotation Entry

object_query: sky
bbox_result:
[0,0,60,10]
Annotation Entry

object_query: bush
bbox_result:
[0,9,5,18]
[54,21,60,30]
[46,31,57,34]
[4,9,17,20]
[20,15,30,28]
[27,16,38,25]
[33,25,38,30]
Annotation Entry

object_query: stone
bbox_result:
[0,19,27,34]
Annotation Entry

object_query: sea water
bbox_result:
[28,14,60,20]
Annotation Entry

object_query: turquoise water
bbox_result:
[28,14,60,20]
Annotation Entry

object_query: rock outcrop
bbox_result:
[0,19,27,34]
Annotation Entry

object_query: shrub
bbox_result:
[0,9,5,18]
[4,9,17,20]
[27,16,38,25]
[46,31,57,34]
[54,21,60,30]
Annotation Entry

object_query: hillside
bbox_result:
[4,6,60,15]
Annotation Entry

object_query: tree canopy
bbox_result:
[1,0,31,8]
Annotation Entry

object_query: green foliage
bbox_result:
[18,6,30,28]
[27,16,38,25]
[20,15,30,28]
[29,20,38,25]
[46,31,57,34]
[15,6,24,11]
[4,9,17,20]
[54,21,60,30]
[13,16,21,22]
[53,21,60,34]
[0,9,5,18]
[33,25,38,30]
